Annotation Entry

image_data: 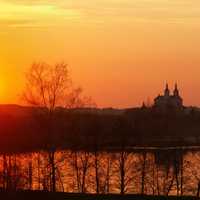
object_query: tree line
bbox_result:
[0,150,200,197]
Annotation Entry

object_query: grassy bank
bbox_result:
[0,191,198,200]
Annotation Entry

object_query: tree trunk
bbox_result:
[197,181,200,198]
[7,155,12,191]
[37,153,41,190]
[28,158,33,190]
[49,150,56,192]
[141,152,147,195]
[105,156,111,194]
[120,152,125,195]
[3,154,7,191]
[94,152,99,194]
[180,154,184,196]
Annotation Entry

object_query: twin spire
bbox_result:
[164,83,179,96]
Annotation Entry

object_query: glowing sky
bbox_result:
[1,0,200,108]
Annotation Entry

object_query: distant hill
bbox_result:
[0,104,34,116]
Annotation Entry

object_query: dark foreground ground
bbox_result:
[0,191,198,200]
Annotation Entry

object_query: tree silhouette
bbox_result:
[23,62,95,192]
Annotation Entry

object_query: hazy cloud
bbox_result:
[1,0,200,28]
[0,1,81,28]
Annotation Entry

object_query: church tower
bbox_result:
[173,83,179,96]
[154,83,183,110]
[164,83,170,96]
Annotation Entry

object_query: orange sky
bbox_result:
[0,0,200,108]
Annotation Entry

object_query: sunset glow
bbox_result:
[1,0,200,107]
[2,1,200,197]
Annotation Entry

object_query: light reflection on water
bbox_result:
[0,150,199,196]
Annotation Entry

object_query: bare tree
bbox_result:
[69,151,91,193]
[139,151,148,195]
[186,151,200,196]
[23,62,95,192]
[65,87,96,109]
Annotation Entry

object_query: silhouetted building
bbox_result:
[154,84,183,110]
